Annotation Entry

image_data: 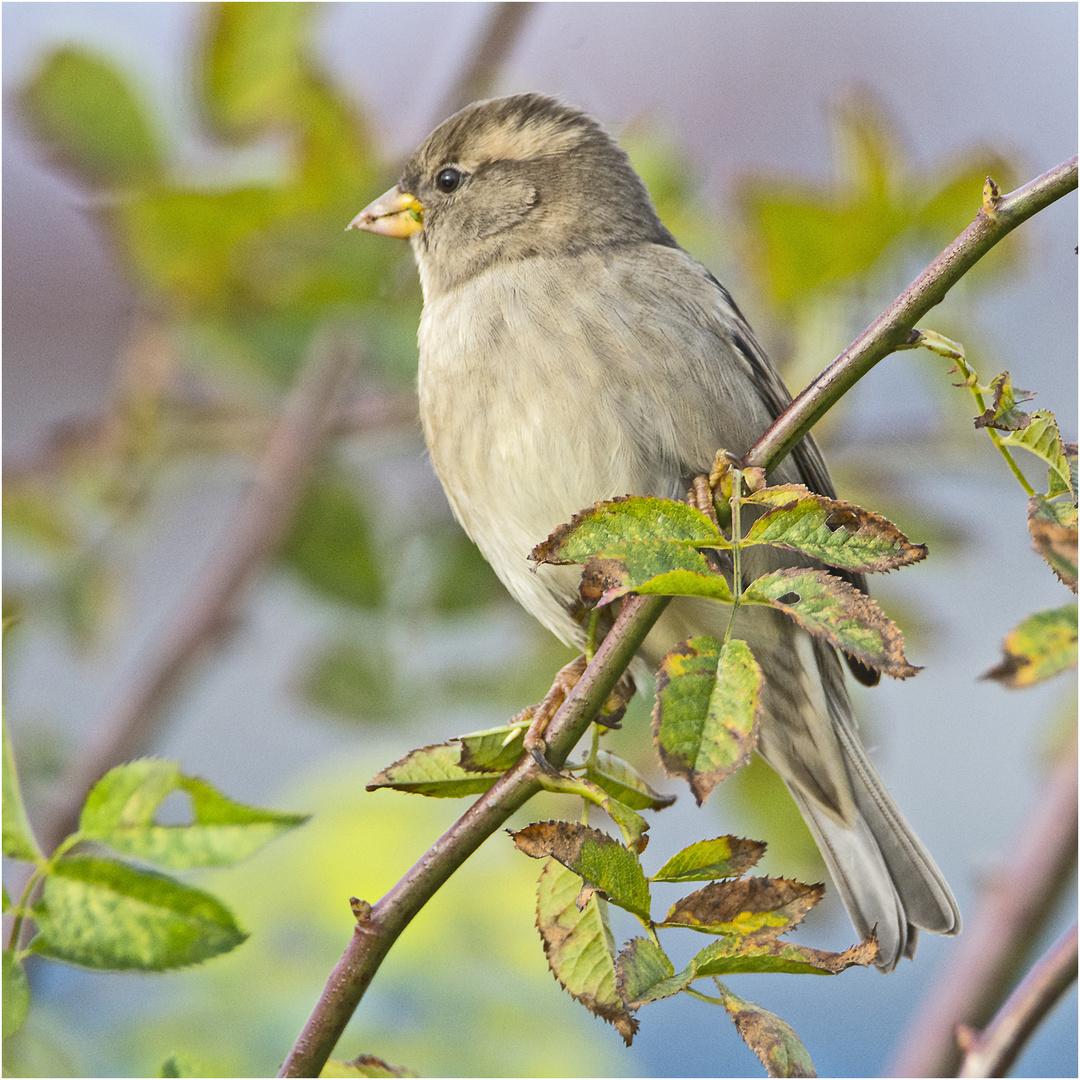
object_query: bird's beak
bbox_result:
[348,186,424,238]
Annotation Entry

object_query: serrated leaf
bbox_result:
[1028,495,1078,593]
[983,604,1078,688]
[651,836,766,883]
[3,714,41,862]
[79,759,308,869]
[513,821,651,920]
[581,556,737,607]
[661,877,823,937]
[697,935,879,977]
[741,485,927,572]
[532,496,725,565]
[19,47,163,186]
[996,410,1072,498]
[2,951,31,1038]
[586,750,677,812]
[653,637,763,805]
[31,856,247,970]
[535,859,638,1045]
[716,980,818,1078]
[615,936,693,1009]
[366,742,501,798]
[746,569,919,678]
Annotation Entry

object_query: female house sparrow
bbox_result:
[351,93,959,970]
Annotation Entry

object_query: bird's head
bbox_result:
[350,93,675,294]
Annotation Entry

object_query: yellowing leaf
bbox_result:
[746,569,919,679]
[512,821,651,920]
[660,877,823,938]
[532,496,725,566]
[650,836,766,883]
[716,980,818,1078]
[742,484,927,573]
[535,859,638,1045]
[653,637,763,805]
[984,604,1078,688]
[366,742,502,798]
[1028,495,1078,593]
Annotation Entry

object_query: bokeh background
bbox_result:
[3,3,1076,1077]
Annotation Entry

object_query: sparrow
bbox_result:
[350,92,959,970]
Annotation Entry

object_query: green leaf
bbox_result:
[158,1054,210,1078]
[653,637,763,805]
[651,836,766,883]
[586,750,677,812]
[204,3,314,136]
[456,722,530,772]
[2,951,31,1039]
[31,856,247,970]
[19,47,163,186]
[696,935,879,977]
[78,759,308,869]
[533,496,725,565]
[983,604,1078,688]
[615,936,691,1009]
[3,714,41,862]
[534,859,638,1046]
[512,822,651,921]
[745,569,919,679]
[299,639,395,721]
[996,410,1072,498]
[367,742,501,798]
[120,187,281,310]
[741,485,927,573]
[715,980,818,1078]
[280,474,383,608]
[532,495,733,605]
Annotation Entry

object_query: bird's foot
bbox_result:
[520,655,635,773]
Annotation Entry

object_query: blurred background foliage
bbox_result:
[2,3,1072,1078]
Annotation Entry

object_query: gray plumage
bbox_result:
[352,93,959,969]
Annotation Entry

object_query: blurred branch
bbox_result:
[35,334,353,858]
[280,159,1077,1078]
[4,390,418,484]
[957,923,1078,1078]
[434,3,537,120]
[886,737,1078,1078]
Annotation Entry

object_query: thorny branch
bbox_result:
[278,159,1078,1078]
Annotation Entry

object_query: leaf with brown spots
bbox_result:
[652,637,763,804]
[1028,494,1077,593]
[659,877,823,938]
[983,604,1078,688]
[741,484,927,573]
[534,859,638,1045]
[512,821,651,920]
[715,980,817,1077]
[745,568,920,679]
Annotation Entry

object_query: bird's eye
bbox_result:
[435,167,463,193]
